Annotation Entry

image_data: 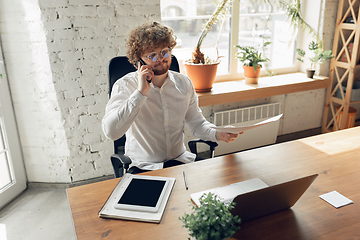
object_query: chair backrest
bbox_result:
[108,55,180,155]
[108,55,180,97]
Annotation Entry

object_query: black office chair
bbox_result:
[108,55,218,178]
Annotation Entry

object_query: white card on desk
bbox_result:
[319,190,353,208]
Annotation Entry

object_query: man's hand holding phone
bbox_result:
[137,59,154,96]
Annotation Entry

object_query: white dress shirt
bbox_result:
[102,70,217,170]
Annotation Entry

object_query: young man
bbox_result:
[102,21,240,174]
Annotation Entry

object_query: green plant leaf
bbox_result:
[296,39,334,67]
[235,44,270,68]
[263,41,271,47]
[296,49,305,57]
[309,41,318,50]
[179,192,241,240]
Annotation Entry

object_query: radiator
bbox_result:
[214,103,281,156]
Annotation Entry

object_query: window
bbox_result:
[161,0,298,81]
[0,55,27,209]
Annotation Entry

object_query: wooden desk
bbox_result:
[67,127,360,240]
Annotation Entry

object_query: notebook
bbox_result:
[99,174,175,223]
[191,174,318,222]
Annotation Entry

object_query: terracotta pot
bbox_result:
[243,66,261,84]
[185,62,219,93]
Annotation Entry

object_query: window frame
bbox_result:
[0,52,27,209]
[218,0,300,82]
[161,0,311,82]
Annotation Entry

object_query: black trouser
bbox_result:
[127,156,203,174]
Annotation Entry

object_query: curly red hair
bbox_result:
[126,21,177,68]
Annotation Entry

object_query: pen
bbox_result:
[183,171,188,190]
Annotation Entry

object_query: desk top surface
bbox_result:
[67,127,360,240]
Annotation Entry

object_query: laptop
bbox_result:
[191,174,318,222]
[190,178,269,207]
[230,174,318,222]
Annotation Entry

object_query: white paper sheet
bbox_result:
[212,113,283,134]
[319,190,354,208]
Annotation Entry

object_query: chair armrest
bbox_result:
[110,153,132,178]
[188,139,218,155]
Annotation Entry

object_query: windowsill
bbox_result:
[197,72,330,107]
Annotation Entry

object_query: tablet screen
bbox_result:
[118,178,166,207]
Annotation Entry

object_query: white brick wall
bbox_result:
[0,0,160,183]
[0,0,337,184]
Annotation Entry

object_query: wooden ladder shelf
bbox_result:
[322,0,360,133]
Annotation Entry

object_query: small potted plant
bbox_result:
[185,0,231,93]
[179,192,241,240]
[235,43,270,84]
[296,40,334,78]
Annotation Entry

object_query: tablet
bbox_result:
[113,175,170,213]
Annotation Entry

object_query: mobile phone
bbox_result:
[139,58,146,66]
[138,58,151,83]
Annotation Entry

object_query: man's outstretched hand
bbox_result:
[216,131,243,143]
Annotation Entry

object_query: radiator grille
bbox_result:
[214,103,281,126]
[213,103,281,156]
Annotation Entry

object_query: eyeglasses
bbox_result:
[144,48,171,62]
